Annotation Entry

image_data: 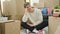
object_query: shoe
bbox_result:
[38,30,45,34]
[26,29,30,34]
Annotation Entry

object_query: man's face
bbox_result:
[26,5,33,12]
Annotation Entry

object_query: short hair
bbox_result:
[24,2,30,8]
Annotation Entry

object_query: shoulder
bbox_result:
[34,8,42,13]
[34,8,41,11]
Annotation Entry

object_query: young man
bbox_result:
[21,3,48,34]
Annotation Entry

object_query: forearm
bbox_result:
[27,23,34,27]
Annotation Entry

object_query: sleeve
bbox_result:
[22,12,28,22]
[33,9,43,26]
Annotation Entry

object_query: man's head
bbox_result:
[24,2,30,8]
[24,2,34,12]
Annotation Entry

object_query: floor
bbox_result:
[20,27,48,34]
[20,29,36,34]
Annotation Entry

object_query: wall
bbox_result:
[0,0,1,16]
[30,0,39,7]
[15,0,24,20]
[44,0,59,8]
[31,0,59,8]
[38,0,44,8]
[0,0,1,9]
[59,0,60,5]
[2,0,24,20]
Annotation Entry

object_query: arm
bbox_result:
[22,12,28,22]
[22,12,34,27]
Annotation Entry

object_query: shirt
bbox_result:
[22,8,43,26]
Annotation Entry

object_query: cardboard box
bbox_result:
[0,20,20,34]
[49,16,60,34]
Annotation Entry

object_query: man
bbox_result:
[21,3,48,34]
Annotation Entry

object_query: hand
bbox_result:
[29,24,34,27]
[27,23,34,27]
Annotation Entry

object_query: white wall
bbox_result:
[1,0,24,20]
[30,0,39,7]
[44,0,59,8]
[30,0,59,8]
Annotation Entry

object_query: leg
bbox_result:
[35,21,48,30]
[21,22,34,32]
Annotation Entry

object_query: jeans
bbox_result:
[21,21,48,32]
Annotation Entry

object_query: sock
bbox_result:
[33,29,38,33]
[26,29,30,33]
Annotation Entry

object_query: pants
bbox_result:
[21,21,48,32]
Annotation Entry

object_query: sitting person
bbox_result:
[21,3,48,34]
